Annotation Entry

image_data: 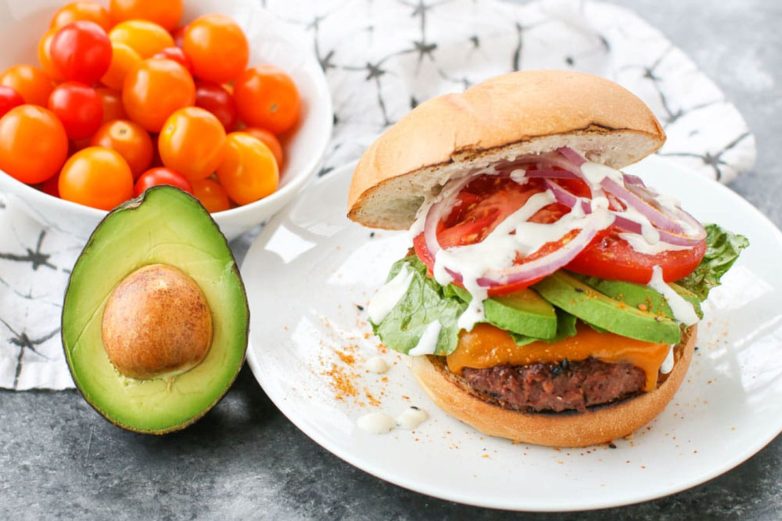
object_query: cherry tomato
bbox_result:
[216,132,278,205]
[172,26,186,48]
[567,233,707,283]
[194,82,237,131]
[48,82,103,140]
[91,119,153,178]
[59,146,133,210]
[191,178,230,212]
[37,30,62,81]
[242,127,284,170]
[134,167,192,196]
[0,65,54,106]
[158,107,226,181]
[96,88,126,123]
[109,0,183,32]
[109,20,173,59]
[50,2,112,31]
[152,47,192,73]
[233,65,300,134]
[182,14,248,84]
[101,42,141,90]
[51,21,112,84]
[39,174,60,198]
[0,105,68,184]
[122,58,195,132]
[0,86,24,118]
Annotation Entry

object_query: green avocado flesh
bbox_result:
[62,187,249,434]
[574,275,703,321]
[484,290,557,339]
[533,272,682,344]
[445,283,556,339]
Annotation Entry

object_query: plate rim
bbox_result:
[243,157,782,512]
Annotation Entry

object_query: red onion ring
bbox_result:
[600,177,685,233]
[543,179,591,214]
[558,147,586,166]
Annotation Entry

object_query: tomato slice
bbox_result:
[413,175,575,295]
[566,229,706,283]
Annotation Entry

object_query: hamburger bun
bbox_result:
[348,70,664,230]
[411,326,696,448]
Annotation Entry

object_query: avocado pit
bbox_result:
[101,263,213,380]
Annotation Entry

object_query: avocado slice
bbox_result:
[574,275,703,320]
[446,284,557,339]
[62,187,249,434]
[533,272,681,344]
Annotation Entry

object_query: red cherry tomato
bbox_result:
[172,26,186,48]
[96,88,126,123]
[134,167,192,196]
[47,82,103,140]
[50,21,112,84]
[40,174,60,197]
[194,82,237,131]
[152,47,192,74]
[0,86,24,118]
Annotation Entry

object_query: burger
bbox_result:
[347,70,748,447]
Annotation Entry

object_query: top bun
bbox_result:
[347,70,665,230]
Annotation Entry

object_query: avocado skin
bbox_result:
[61,186,250,435]
[575,275,703,320]
[533,272,681,344]
[446,284,557,339]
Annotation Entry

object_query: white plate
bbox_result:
[242,156,782,511]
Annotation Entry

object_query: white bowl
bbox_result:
[0,0,333,241]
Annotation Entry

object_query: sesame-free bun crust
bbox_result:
[348,70,665,230]
[411,326,696,448]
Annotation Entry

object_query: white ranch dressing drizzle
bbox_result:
[408,320,442,356]
[396,407,429,429]
[356,412,396,434]
[647,265,699,326]
[618,233,690,255]
[365,356,389,374]
[367,264,414,324]
[660,345,675,374]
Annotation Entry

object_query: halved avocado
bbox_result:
[61,187,249,434]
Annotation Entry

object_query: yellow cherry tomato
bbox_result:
[37,30,62,81]
[109,20,174,58]
[216,132,278,205]
[158,107,226,181]
[100,42,141,90]
[50,2,112,31]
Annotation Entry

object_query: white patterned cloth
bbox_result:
[0,0,756,390]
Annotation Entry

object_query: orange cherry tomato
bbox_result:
[191,178,230,212]
[50,2,112,31]
[233,65,300,134]
[109,20,174,59]
[37,30,62,81]
[242,127,284,170]
[0,65,54,106]
[96,88,126,123]
[182,14,248,84]
[101,42,141,90]
[158,107,226,181]
[134,167,191,196]
[122,58,195,132]
[109,0,183,32]
[59,146,133,210]
[0,105,68,184]
[216,132,278,205]
[91,119,153,178]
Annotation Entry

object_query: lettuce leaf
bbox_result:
[677,224,749,300]
[371,256,466,356]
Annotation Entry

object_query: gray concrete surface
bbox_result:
[1,0,781,519]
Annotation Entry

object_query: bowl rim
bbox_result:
[0,1,334,226]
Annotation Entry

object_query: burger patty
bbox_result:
[459,358,646,413]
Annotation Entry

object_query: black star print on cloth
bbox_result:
[1,0,757,390]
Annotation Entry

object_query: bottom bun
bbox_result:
[411,325,697,448]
